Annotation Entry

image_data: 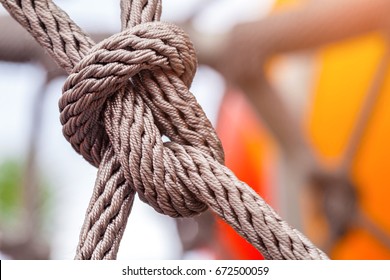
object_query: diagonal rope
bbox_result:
[0,0,329,260]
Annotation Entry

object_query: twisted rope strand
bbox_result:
[76,147,135,259]
[1,0,138,258]
[0,0,329,259]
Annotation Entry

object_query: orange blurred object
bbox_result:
[215,89,277,259]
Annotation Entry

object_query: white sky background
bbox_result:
[0,0,273,259]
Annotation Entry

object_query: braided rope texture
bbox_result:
[0,0,329,260]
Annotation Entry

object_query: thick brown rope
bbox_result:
[0,0,329,260]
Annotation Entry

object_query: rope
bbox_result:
[0,0,329,260]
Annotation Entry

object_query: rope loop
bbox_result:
[59,21,198,166]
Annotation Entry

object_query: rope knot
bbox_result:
[59,21,198,166]
[59,20,224,217]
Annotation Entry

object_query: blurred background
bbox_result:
[1,0,390,260]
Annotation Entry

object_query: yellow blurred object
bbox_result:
[272,0,308,11]
[308,34,386,165]
[277,0,390,259]
[305,22,390,260]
